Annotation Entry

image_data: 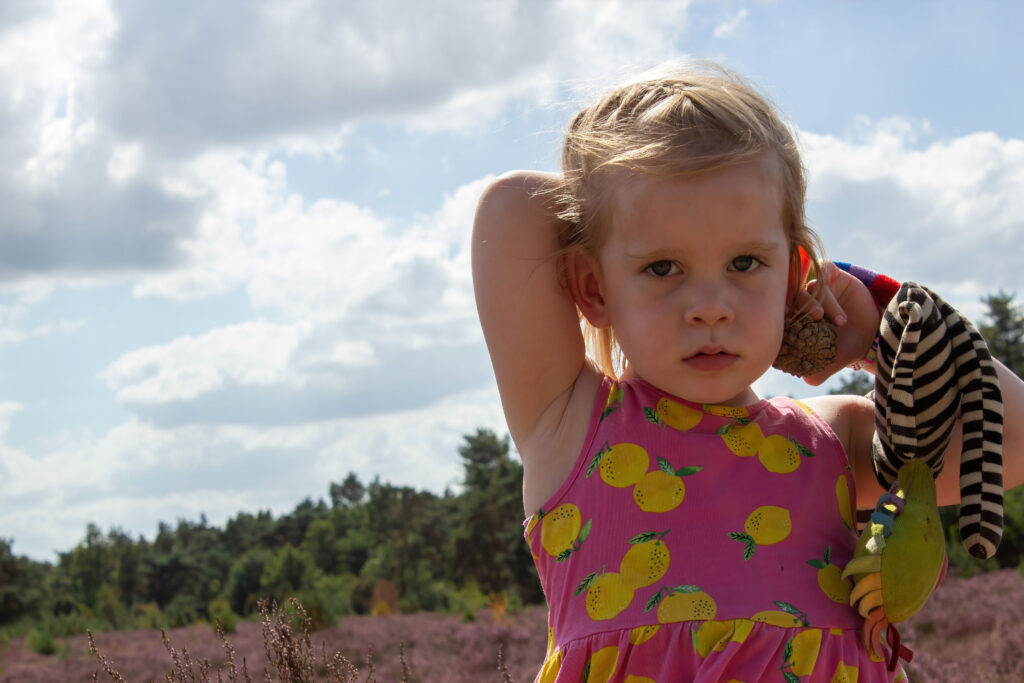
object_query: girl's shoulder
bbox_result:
[801,393,890,508]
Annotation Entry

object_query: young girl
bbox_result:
[472,61,1024,682]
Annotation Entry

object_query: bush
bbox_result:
[94,584,127,630]
[133,602,166,630]
[49,612,91,638]
[225,549,272,616]
[207,597,237,634]
[348,575,377,615]
[163,594,199,628]
[26,627,55,655]
[261,546,318,605]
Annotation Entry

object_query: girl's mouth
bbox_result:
[684,350,739,371]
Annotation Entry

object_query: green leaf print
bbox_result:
[728,531,756,561]
[600,387,624,421]
[554,519,592,562]
[643,590,663,613]
[630,531,659,544]
[644,406,664,428]
[574,570,599,597]
[774,601,810,627]
[586,442,610,478]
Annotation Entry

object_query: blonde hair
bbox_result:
[556,60,825,378]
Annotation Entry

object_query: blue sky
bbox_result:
[1,0,1023,562]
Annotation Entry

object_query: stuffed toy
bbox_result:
[774,267,1005,668]
[843,280,1004,668]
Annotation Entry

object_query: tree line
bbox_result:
[1,293,1022,643]
[1,429,541,642]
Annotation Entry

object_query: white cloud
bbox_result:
[801,119,1024,318]
[713,8,749,38]
[0,382,508,561]
[104,170,492,426]
[0,0,695,284]
[99,321,306,404]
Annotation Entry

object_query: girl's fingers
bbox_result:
[791,288,824,319]
[806,262,847,325]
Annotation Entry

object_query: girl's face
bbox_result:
[591,160,793,406]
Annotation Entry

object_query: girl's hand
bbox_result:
[798,263,881,386]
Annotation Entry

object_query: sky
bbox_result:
[1,0,1023,563]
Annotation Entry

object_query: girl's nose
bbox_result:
[684,286,734,326]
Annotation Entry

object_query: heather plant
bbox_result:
[899,569,1024,682]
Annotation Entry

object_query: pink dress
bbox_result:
[524,377,906,682]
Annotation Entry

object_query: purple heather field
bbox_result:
[1,569,1022,682]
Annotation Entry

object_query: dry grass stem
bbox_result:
[87,631,128,683]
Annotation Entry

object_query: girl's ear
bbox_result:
[565,249,611,328]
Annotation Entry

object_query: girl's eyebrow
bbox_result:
[623,238,786,260]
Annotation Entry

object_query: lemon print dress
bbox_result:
[524,377,906,683]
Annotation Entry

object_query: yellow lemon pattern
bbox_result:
[719,420,765,457]
[632,458,701,513]
[729,505,792,560]
[693,619,753,658]
[646,397,703,431]
[584,646,619,683]
[830,660,859,683]
[601,382,625,421]
[752,600,809,628]
[578,571,634,621]
[782,628,822,677]
[588,441,649,488]
[836,472,855,530]
[807,546,852,604]
[540,504,592,562]
[536,649,562,683]
[628,624,660,645]
[703,404,750,419]
[648,585,717,623]
[619,530,671,589]
[526,379,887,680]
[757,433,813,473]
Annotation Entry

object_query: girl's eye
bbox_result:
[730,255,760,272]
[645,260,678,277]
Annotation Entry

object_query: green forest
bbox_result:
[2,293,1023,656]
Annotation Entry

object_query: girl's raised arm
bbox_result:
[472,171,592,449]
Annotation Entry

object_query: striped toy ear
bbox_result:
[872,282,1005,559]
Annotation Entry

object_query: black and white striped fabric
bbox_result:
[871,282,1004,559]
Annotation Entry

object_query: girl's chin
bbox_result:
[634,374,759,407]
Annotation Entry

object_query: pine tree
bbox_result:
[980,291,1024,378]
[829,370,874,396]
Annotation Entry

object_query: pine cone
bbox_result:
[773,315,837,377]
